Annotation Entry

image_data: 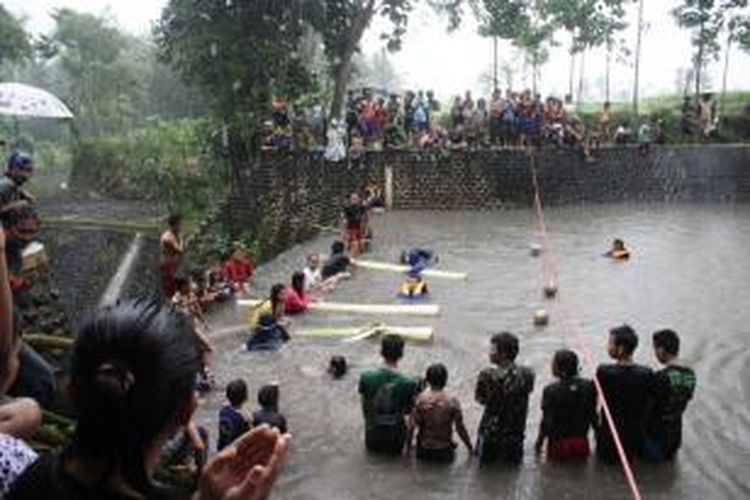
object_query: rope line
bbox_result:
[529,155,643,500]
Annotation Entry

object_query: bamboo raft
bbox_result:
[351,259,468,280]
[237,299,440,316]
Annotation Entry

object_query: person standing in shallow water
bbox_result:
[160,214,183,298]
[358,335,419,455]
[644,329,696,462]
[535,349,596,460]
[475,332,535,465]
[595,325,654,464]
[405,363,473,463]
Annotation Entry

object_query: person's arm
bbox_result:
[474,369,490,406]
[0,224,13,388]
[535,388,551,455]
[0,397,41,438]
[453,399,473,455]
[405,403,419,456]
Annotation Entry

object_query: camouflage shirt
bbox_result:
[475,361,535,460]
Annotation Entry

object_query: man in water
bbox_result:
[644,329,696,461]
[475,332,535,465]
[0,153,36,223]
[340,192,367,257]
[595,325,654,463]
[358,335,419,455]
[159,214,183,298]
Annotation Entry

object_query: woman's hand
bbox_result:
[197,425,291,500]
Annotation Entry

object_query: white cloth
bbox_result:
[324,124,346,162]
[0,434,37,497]
[303,266,322,291]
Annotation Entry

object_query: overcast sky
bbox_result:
[6,0,750,102]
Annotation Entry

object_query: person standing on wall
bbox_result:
[159,214,183,299]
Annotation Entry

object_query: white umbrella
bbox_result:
[0,82,74,119]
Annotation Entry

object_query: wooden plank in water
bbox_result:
[237,299,440,316]
[351,259,468,280]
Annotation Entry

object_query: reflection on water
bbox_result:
[198,204,750,500]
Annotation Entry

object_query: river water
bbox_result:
[198,204,750,500]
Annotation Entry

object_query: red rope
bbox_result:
[530,159,643,500]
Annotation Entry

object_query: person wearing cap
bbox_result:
[0,153,36,222]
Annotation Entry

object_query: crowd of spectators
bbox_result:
[262,87,679,161]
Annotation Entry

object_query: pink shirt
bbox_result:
[283,287,309,314]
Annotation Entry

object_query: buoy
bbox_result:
[544,283,558,298]
[530,244,542,257]
[533,309,549,326]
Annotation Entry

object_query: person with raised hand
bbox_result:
[8,300,290,500]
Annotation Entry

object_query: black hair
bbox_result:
[174,274,190,293]
[226,379,248,407]
[291,271,305,295]
[331,240,345,255]
[328,355,347,379]
[381,334,405,363]
[425,363,448,390]
[258,384,279,410]
[553,349,579,379]
[270,283,286,314]
[610,324,639,355]
[490,332,519,361]
[167,214,181,228]
[653,329,680,355]
[69,300,201,496]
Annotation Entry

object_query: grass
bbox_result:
[579,91,750,116]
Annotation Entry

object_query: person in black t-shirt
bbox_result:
[535,349,596,461]
[340,192,368,257]
[321,240,351,281]
[644,329,697,461]
[595,325,655,464]
[252,384,288,434]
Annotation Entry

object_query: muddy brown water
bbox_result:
[197,205,750,500]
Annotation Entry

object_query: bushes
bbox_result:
[70,119,228,219]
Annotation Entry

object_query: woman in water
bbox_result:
[283,271,315,315]
[8,300,290,499]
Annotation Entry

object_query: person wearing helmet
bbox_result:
[0,153,36,221]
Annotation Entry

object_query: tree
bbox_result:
[717,1,749,114]
[156,0,317,152]
[513,20,554,94]
[38,9,143,137]
[0,6,31,68]
[672,0,726,101]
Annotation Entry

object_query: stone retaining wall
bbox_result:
[222,145,750,241]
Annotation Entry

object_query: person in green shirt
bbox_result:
[358,335,419,455]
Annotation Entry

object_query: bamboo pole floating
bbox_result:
[237,299,440,316]
[296,325,434,343]
[351,259,468,280]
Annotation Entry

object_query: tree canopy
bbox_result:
[0,5,31,68]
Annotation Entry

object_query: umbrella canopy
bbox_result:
[0,82,74,119]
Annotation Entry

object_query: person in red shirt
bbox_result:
[222,247,254,294]
[283,271,315,315]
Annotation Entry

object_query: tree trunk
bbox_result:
[577,49,586,106]
[329,0,376,119]
[532,60,538,96]
[633,0,645,116]
[720,32,732,116]
[568,48,576,99]
[493,36,498,91]
[695,20,705,101]
[605,48,611,103]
